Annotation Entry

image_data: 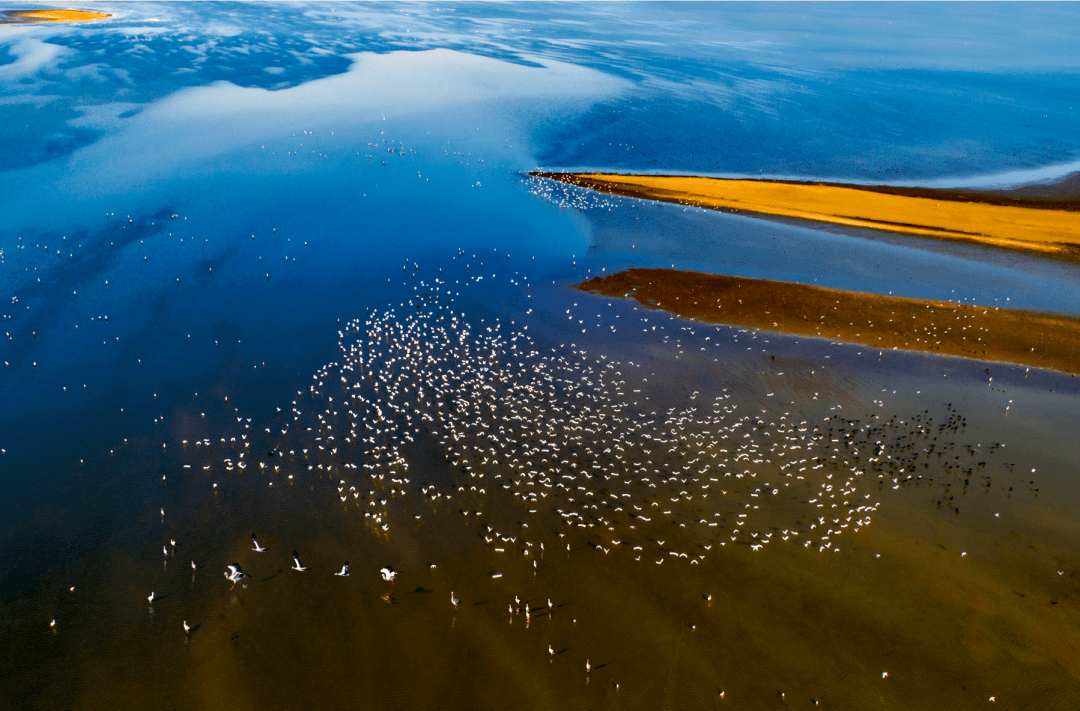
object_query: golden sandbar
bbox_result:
[538,172,1080,259]
[1,9,110,23]
[579,268,1080,374]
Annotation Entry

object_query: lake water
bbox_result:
[2,3,1080,709]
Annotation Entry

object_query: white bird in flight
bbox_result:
[335,562,350,577]
[292,551,308,572]
[252,533,268,552]
[225,564,248,584]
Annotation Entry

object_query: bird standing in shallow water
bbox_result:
[451,591,460,610]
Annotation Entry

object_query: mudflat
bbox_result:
[579,268,1080,374]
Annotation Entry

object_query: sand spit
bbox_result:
[579,268,1080,375]
[536,172,1080,259]
[842,171,1080,211]
[1,9,110,23]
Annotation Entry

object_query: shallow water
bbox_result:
[3,3,1080,710]
[9,258,1079,709]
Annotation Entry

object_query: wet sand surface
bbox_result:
[534,173,1080,259]
[0,9,111,24]
[578,268,1080,375]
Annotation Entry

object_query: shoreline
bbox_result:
[578,268,1080,375]
[0,9,111,24]
[537,172,1080,260]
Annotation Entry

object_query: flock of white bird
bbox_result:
[190,257,1013,579]
[119,249,1026,706]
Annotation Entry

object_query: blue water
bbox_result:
[3,3,1080,708]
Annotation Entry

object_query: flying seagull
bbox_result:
[380,566,397,583]
[225,564,248,584]
[335,562,350,577]
[252,533,268,553]
[292,550,308,572]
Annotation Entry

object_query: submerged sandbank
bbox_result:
[579,268,1080,375]
[1,9,110,23]
[537,172,1080,259]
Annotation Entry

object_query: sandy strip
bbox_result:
[579,268,1080,375]
[537,172,1080,259]
[1,9,110,23]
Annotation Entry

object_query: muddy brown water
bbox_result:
[5,268,1079,711]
